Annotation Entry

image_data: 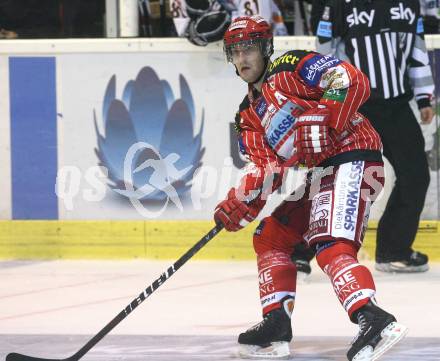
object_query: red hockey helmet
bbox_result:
[223,15,273,63]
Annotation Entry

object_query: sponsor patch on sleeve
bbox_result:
[323,88,348,102]
[317,20,332,38]
[319,66,350,90]
[299,54,341,87]
[255,98,268,120]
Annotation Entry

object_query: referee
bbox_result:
[311,0,434,273]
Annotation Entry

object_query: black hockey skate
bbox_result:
[376,250,429,273]
[347,301,408,361]
[238,296,293,359]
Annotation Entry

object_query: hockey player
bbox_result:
[214,15,408,360]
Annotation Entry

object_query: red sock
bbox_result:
[257,250,297,315]
[316,243,376,317]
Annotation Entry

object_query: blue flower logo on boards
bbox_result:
[94,67,204,213]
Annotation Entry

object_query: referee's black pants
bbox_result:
[359,97,430,262]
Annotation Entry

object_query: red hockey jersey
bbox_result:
[235,50,382,197]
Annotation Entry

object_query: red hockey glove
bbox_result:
[293,106,332,167]
[214,188,265,232]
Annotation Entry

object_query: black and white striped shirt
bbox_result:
[313,0,434,108]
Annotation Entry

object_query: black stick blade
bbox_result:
[6,353,66,361]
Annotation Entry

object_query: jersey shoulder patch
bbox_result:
[267,50,311,76]
[298,53,342,87]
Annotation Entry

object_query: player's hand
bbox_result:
[214,189,262,232]
[293,106,332,167]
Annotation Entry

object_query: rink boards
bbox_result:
[0,220,439,260]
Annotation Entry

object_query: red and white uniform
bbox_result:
[236,50,382,196]
[234,50,384,316]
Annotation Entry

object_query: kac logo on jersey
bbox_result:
[305,191,331,242]
[94,67,204,214]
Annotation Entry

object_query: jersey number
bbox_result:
[244,0,259,16]
[171,0,185,18]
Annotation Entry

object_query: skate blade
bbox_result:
[238,341,291,359]
[375,263,429,273]
[353,322,408,361]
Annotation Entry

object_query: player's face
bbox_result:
[231,45,265,83]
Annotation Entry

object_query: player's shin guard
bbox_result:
[257,251,297,315]
[237,251,296,359]
[316,243,375,317]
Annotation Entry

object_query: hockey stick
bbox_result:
[7,153,300,361]
[6,223,224,361]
